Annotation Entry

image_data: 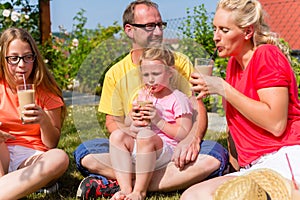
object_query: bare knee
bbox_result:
[42,149,69,176]
[109,129,133,148]
[81,153,112,172]
[81,153,115,178]
[199,155,221,172]
[180,176,235,200]
[136,129,162,151]
[81,154,100,171]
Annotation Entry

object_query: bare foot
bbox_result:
[110,191,127,200]
[124,191,146,200]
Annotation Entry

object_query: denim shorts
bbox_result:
[73,138,228,183]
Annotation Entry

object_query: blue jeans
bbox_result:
[73,138,229,184]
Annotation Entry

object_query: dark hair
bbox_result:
[122,0,159,28]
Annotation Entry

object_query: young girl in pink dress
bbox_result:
[110,46,193,200]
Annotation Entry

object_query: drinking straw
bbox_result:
[22,74,26,90]
[208,48,218,63]
[145,85,153,101]
[285,153,299,190]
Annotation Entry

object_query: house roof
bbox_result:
[260,0,300,50]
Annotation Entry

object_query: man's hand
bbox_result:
[172,133,201,170]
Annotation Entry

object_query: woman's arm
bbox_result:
[223,82,288,136]
[191,73,289,137]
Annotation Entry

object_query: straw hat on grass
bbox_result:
[214,175,269,200]
[214,168,291,200]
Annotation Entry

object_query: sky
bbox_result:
[50,0,219,32]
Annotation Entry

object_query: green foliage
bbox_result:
[0,0,40,41]
[40,9,123,91]
[291,56,300,97]
[178,4,227,114]
[73,30,130,95]
[178,4,215,57]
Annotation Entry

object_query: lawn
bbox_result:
[23,104,227,200]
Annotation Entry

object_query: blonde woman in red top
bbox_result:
[181,0,300,199]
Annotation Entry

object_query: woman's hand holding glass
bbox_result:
[190,72,225,99]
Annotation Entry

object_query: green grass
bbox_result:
[23,104,227,200]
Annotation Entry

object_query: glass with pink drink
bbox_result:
[194,58,214,76]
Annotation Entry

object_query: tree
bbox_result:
[39,0,51,44]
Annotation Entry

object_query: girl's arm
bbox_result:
[22,104,62,148]
[156,114,193,141]
[39,107,62,148]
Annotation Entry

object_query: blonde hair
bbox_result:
[139,45,175,67]
[217,0,291,62]
[139,45,177,89]
[0,28,66,123]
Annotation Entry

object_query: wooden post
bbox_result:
[39,0,51,44]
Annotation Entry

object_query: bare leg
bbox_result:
[180,175,235,200]
[81,152,115,178]
[148,154,221,191]
[125,129,163,200]
[109,130,135,197]
[0,143,9,176]
[81,153,221,192]
[0,148,69,200]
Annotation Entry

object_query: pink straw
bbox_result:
[22,74,26,89]
[286,153,299,190]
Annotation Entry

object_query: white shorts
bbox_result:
[228,145,300,183]
[132,139,174,170]
[8,145,44,172]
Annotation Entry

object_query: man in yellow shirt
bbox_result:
[75,1,228,199]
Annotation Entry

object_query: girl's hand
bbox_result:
[141,103,161,125]
[21,104,47,124]
[0,129,15,143]
[130,104,149,127]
